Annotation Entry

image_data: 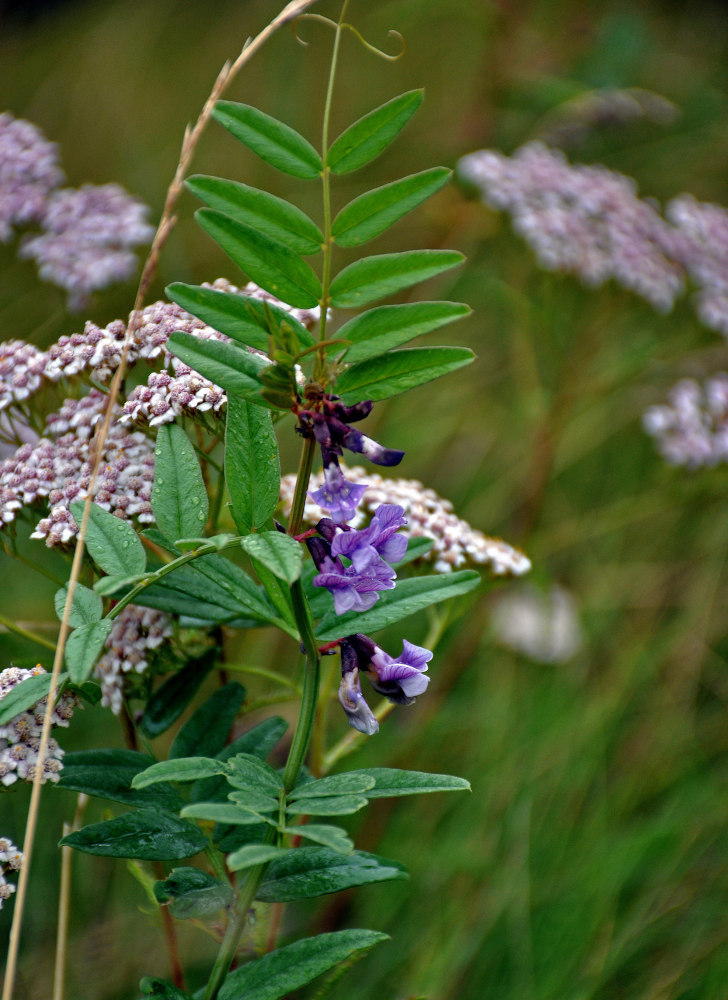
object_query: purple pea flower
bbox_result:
[308,459,368,524]
[337,639,379,735]
[313,551,395,615]
[348,633,432,704]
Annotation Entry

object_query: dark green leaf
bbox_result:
[327,89,424,174]
[140,648,217,739]
[61,809,207,860]
[151,424,208,543]
[166,283,314,352]
[167,332,270,402]
[332,168,451,248]
[64,620,112,684]
[181,802,275,826]
[213,101,322,179]
[316,569,480,640]
[187,176,323,255]
[329,250,464,309]
[226,396,280,535]
[218,929,388,1000]
[154,866,234,919]
[54,583,102,628]
[140,977,194,1000]
[336,346,475,404]
[132,757,228,788]
[337,301,471,364]
[280,823,353,853]
[286,795,367,816]
[58,750,183,809]
[136,568,248,623]
[0,671,55,726]
[353,767,471,797]
[248,556,296,632]
[240,532,302,583]
[70,501,146,577]
[257,848,407,902]
[169,682,246,760]
[288,772,375,799]
[197,210,322,309]
[192,553,280,625]
[190,716,288,804]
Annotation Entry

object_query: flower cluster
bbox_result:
[667,195,728,336]
[1,112,153,309]
[282,464,532,576]
[642,375,728,467]
[490,584,583,663]
[458,142,684,311]
[0,837,22,910]
[94,605,174,714]
[0,665,76,787]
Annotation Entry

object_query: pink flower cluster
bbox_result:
[94,605,174,714]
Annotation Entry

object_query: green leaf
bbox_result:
[248,556,296,632]
[64,620,112,684]
[226,396,280,534]
[137,566,255,624]
[54,583,102,628]
[140,977,194,1000]
[257,848,407,902]
[61,809,207,860]
[329,250,464,309]
[166,332,270,402]
[166,282,315,351]
[190,716,288,805]
[180,802,275,826]
[132,757,228,788]
[240,532,302,583]
[327,89,424,174]
[192,553,280,625]
[93,573,147,597]
[154,866,234,919]
[70,502,146,577]
[332,168,451,248]
[280,823,353,853]
[226,753,284,795]
[0,671,55,726]
[354,767,471,797]
[218,929,388,1000]
[187,176,323,255]
[286,795,368,816]
[336,346,475,404]
[197,209,322,309]
[316,569,480,640]
[337,301,471,364]
[213,101,322,179]
[151,424,209,542]
[169,682,246,760]
[140,648,217,739]
[58,749,183,809]
[227,844,292,872]
[227,789,279,813]
[288,772,375,799]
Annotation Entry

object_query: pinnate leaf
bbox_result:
[329,250,464,308]
[288,772,375,799]
[151,423,208,543]
[70,501,146,577]
[336,346,475,403]
[64,620,112,684]
[61,809,207,860]
[169,682,245,760]
[353,767,471,797]
[54,583,102,628]
[213,101,322,179]
[256,847,407,902]
[132,757,228,788]
[239,531,302,583]
[280,823,353,853]
[58,749,183,809]
[154,866,233,919]
[226,396,281,534]
[327,89,424,174]
[337,300,471,364]
[167,332,270,402]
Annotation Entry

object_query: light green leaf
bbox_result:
[316,569,480,640]
[64,620,112,684]
[288,772,375,799]
[219,929,388,1000]
[151,424,209,543]
[70,501,146,578]
[327,89,424,174]
[227,789,279,813]
[227,844,293,872]
[257,848,407,902]
[187,176,323,255]
[286,795,368,816]
[196,209,322,309]
[337,301,471,364]
[167,331,270,402]
[213,101,322,179]
[329,250,464,309]
[353,767,471,797]
[226,753,284,795]
[180,802,275,826]
[280,824,353,853]
[332,168,451,248]
[166,283,314,352]
[336,346,475,403]
[0,671,57,726]
[61,809,207,860]
[93,573,147,597]
[54,583,102,628]
[131,757,228,788]
[240,532,302,583]
[226,396,281,534]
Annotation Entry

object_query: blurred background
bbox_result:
[4,0,728,997]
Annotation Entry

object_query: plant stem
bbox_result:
[283,579,321,793]
[288,435,316,537]
[0,613,57,651]
[52,794,87,1000]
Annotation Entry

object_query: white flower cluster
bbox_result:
[0,836,23,909]
[94,605,174,715]
[0,665,76,787]
[642,375,728,467]
[280,465,531,576]
[667,195,728,336]
[490,584,583,663]
[0,112,64,242]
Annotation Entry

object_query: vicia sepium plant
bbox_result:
[0,5,512,999]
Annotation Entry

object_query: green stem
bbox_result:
[0,613,57,651]
[283,579,321,793]
[288,435,316,537]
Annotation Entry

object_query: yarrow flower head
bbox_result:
[0,664,77,787]
[642,374,728,467]
[94,605,174,714]
[0,112,64,242]
[0,836,23,910]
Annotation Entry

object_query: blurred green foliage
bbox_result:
[4,0,728,997]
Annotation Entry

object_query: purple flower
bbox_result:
[349,633,432,704]
[337,641,379,735]
[308,460,368,524]
[313,552,395,615]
